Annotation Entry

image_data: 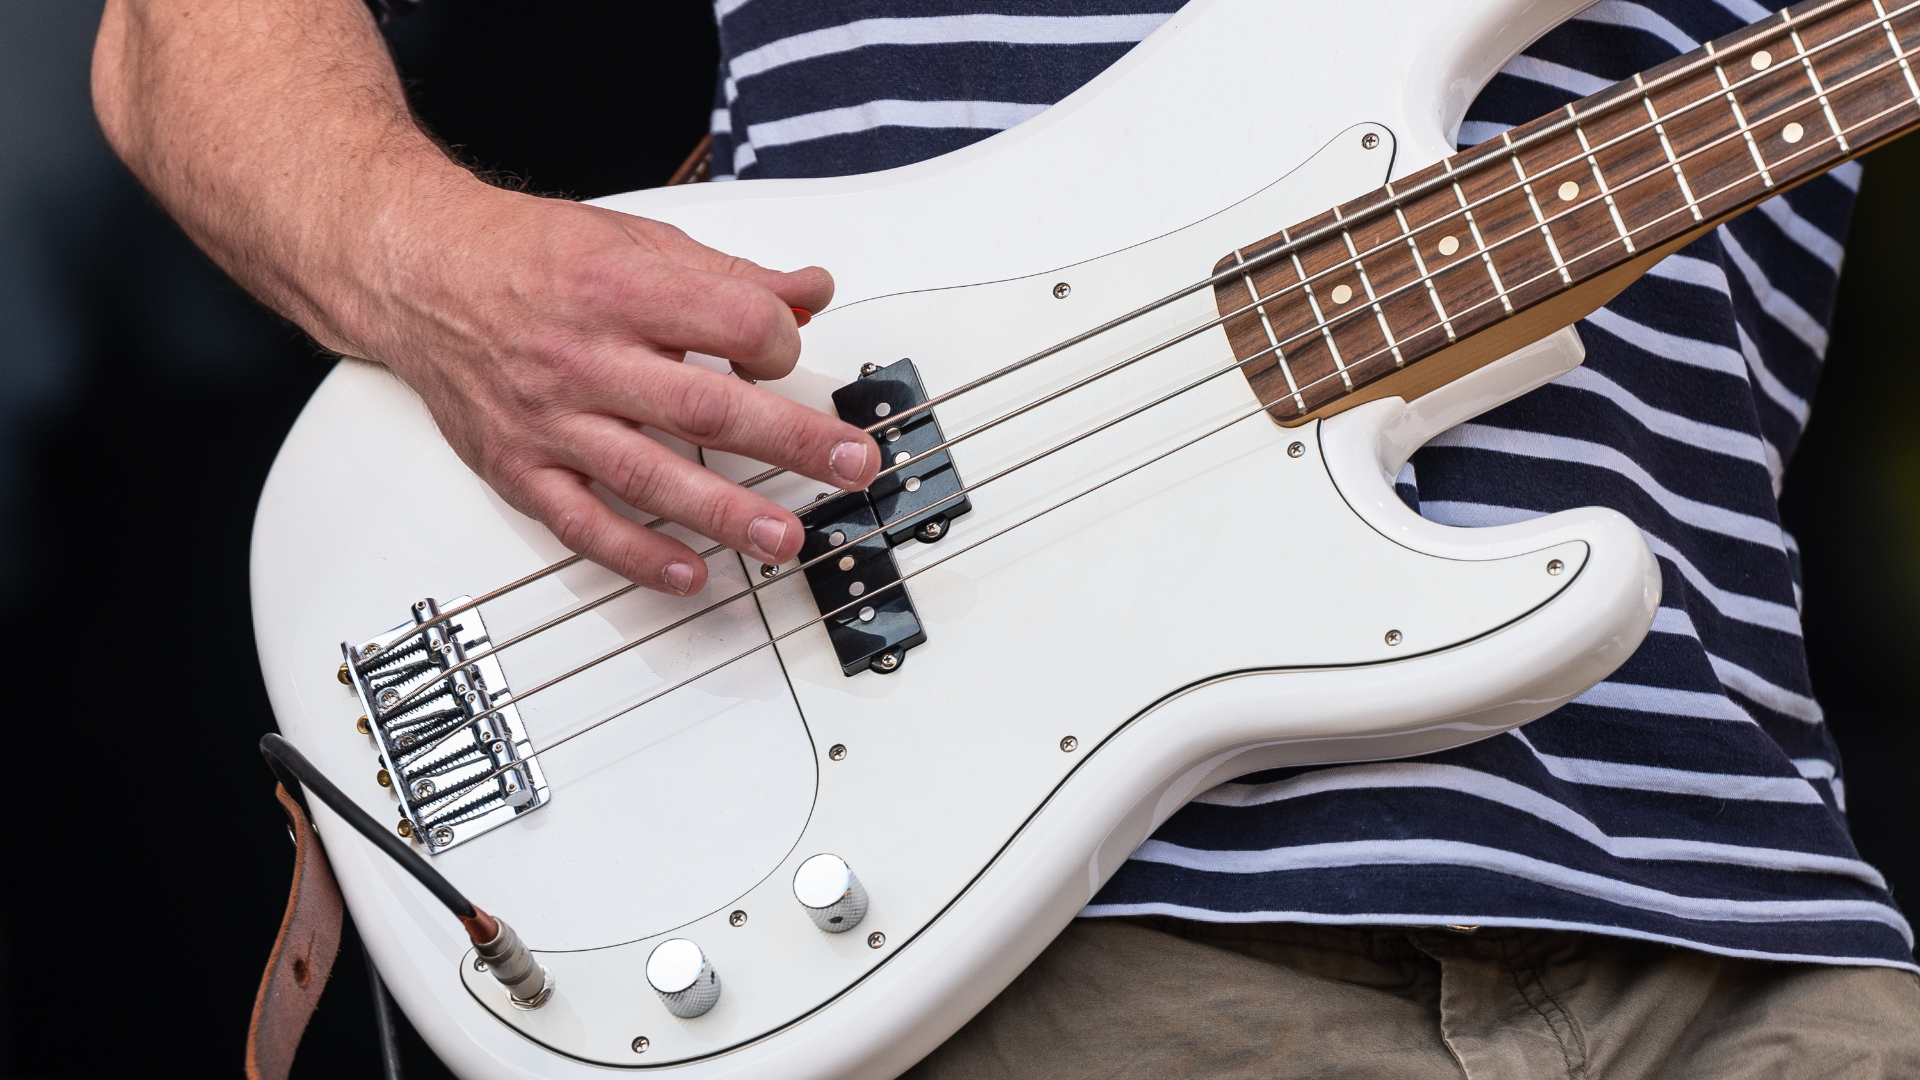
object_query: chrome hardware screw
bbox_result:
[1060,736,1079,752]
[376,769,392,788]
[415,779,436,798]
[397,820,414,839]
[876,651,900,671]
[1287,441,1305,458]
[338,662,351,686]
[362,643,381,658]
[829,744,847,761]
[919,519,945,540]
[491,741,507,756]
[868,932,887,949]
[761,563,780,579]
[1361,132,1380,149]
[838,555,856,571]
[1385,630,1403,646]
[397,733,417,749]
[730,910,748,927]
[379,688,400,708]
[632,1037,650,1054]
[860,363,881,376]
[432,826,454,846]
[858,606,876,623]
[1547,559,1565,575]
[474,957,487,972]
[1053,282,1072,299]
[884,426,901,442]
[356,716,371,735]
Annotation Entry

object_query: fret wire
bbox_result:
[1286,232,1356,390]
[1504,133,1575,286]
[1332,208,1407,367]
[1570,107,1637,254]
[1787,20,1855,152]
[1445,161,1515,314]
[1869,0,1920,108]
[1234,247,1306,413]
[1392,199,1458,342]
[1707,41,1778,187]
[1636,73,1708,222]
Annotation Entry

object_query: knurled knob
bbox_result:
[793,853,869,933]
[646,939,720,1018]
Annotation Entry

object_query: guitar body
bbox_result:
[251,0,1661,1076]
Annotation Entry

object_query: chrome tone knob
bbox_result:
[793,853,868,933]
[646,939,720,1018]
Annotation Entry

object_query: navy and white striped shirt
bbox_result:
[711,0,1913,970]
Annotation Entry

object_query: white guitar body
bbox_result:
[252,0,1660,1076]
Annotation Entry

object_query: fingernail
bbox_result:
[748,516,789,560]
[662,562,696,595]
[830,440,870,485]
[790,306,813,328]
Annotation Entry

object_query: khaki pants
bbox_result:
[904,917,1920,1079]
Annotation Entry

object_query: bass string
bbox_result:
[376,44,1901,726]
[394,76,1896,771]
[356,0,1907,671]
[447,395,1282,805]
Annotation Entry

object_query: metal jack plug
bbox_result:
[466,907,554,1009]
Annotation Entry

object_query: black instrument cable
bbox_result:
[259,733,555,1007]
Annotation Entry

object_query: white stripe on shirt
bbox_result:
[746,98,1048,151]
[728,14,1172,83]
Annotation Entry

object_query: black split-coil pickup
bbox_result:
[794,359,970,676]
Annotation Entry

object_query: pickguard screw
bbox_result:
[829,743,848,761]
[1385,629,1403,646]
[1361,132,1380,149]
[432,826,454,846]
[474,957,487,972]
[632,1037,650,1054]
[1287,441,1305,458]
[875,651,901,671]
[1547,559,1565,575]
[860,363,881,376]
[761,563,780,579]
[730,910,748,927]
[917,519,945,541]
[1060,736,1079,753]
[868,932,887,949]
[1053,282,1072,299]
[356,715,371,735]
[397,820,414,839]
[376,769,392,788]
[338,663,350,685]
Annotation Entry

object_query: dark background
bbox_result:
[0,1,1913,1076]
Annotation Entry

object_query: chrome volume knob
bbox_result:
[646,939,720,1018]
[793,853,868,933]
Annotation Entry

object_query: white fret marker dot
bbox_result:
[1751,49,1773,71]
[1783,121,1805,143]
[1437,235,1460,257]
[1330,284,1353,304]
[1557,180,1580,202]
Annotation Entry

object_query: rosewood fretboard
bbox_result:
[1214,0,1920,423]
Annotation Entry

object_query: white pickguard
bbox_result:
[251,0,1657,1077]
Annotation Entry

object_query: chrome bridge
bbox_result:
[342,597,549,854]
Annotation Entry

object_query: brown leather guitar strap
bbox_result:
[247,783,346,1080]
[244,136,714,1080]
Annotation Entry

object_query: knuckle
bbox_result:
[608,445,671,510]
[672,375,737,441]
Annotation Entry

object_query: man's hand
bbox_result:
[92,0,878,595]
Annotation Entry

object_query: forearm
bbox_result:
[91,0,475,353]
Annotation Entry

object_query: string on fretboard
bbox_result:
[1215,0,1920,420]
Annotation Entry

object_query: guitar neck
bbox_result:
[1214,0,1919,423]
